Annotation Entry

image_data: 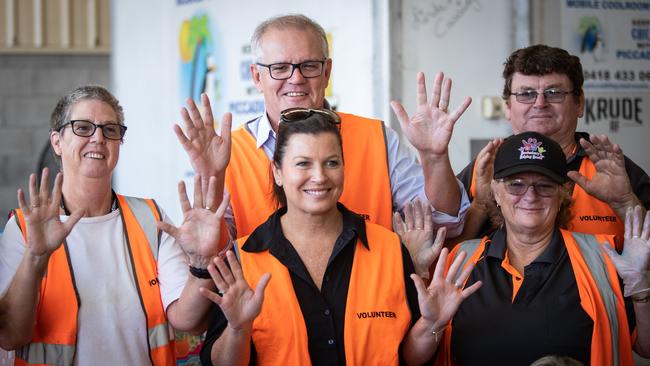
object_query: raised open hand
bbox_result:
[16,168,84,256]
[393,200,443,279]
[174,93,232,179]
[200,251,271,331]
[473,138,503,205]
[411,247,482,331]
[158,175,230,268]
[567,135,639,213]
[390,72,471,157]
[603,205,650,297]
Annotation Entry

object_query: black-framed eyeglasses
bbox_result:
[510,88,574,104]
[59,120,127,140]
[255,60,326,80]
[280,107,341,126]
[497,178,559,197]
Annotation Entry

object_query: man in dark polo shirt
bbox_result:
[456,45,650,242]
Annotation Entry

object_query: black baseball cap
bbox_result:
[493,131,567,183]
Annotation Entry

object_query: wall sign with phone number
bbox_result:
[584,69,650,82]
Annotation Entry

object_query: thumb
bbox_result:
[63,209,85,233]
[220,112,232,143]
[157,221,179,239]
[602,242,621,265]
[252,273,271,304]
[567,171,590,191]
[390,101,409,127]
[410,273,429,296]
[393,212,405,234]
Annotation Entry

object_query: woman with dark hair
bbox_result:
[404,131,650,365]
[199,108,479,365]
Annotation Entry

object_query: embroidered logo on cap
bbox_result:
[518,138,546,160]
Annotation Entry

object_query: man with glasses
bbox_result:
[455,44,650,244]
[177,14,470,255]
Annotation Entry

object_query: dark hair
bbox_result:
[50,85,125,167]
[271,113,343,207]
[502,45,584,103]
[486,181,574,229]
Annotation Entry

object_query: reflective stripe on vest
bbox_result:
[435,232,633,366]
[570,158,625,250]
[13,195,174,366]
[122,195,162,261]
[563,231,633,366]
[237,222,411,365]
[225,113,393,238]
[15,342,75,366]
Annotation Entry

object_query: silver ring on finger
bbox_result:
[31,203,40,208]
[454,282,463,290]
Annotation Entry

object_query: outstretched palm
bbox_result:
[174,93,232,178]
[394,200,442,278]
[603,205,650,297]
[17,168,84,256]
[201,251,271,330]
[412,248,482,330]
[159,175,230,264]
[568,135,635,207]
[391,72,471,157]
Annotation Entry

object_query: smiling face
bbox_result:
[272,132,343,217]
[251,26,332,129]
[50,99,121,182]
[505,72,584,148]
[492,172,562,235]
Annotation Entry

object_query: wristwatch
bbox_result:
[189,265,211,279]
[632,290,650,303]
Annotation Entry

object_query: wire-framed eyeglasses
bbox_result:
[510,89,574,104]
[497,178,560,197]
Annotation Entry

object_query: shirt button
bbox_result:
[328,339,334,345]
[324,309,331,316]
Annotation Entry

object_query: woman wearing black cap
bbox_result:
[402,131,650,365]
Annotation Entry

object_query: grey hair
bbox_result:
[49,85,124,167]
[250,14,329,62]
[50,85,124,132]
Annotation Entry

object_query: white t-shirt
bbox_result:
[0,208,188,365]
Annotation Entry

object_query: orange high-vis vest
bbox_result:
[436,230,634,366]
[237,222,411,365]
[225,112,393,238]
[468,156,625,249]
[569,158,625,250]
[12,195,175,366]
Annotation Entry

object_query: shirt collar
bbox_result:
[252,100,334,149]
[572,131,590,158]
[251,111,275,149]
[242,202,369,253]
[486,227,564,264]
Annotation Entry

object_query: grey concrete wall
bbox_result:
[0,55,110,228]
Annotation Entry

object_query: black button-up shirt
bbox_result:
[449,228,635,366]
[201,203,420,366]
